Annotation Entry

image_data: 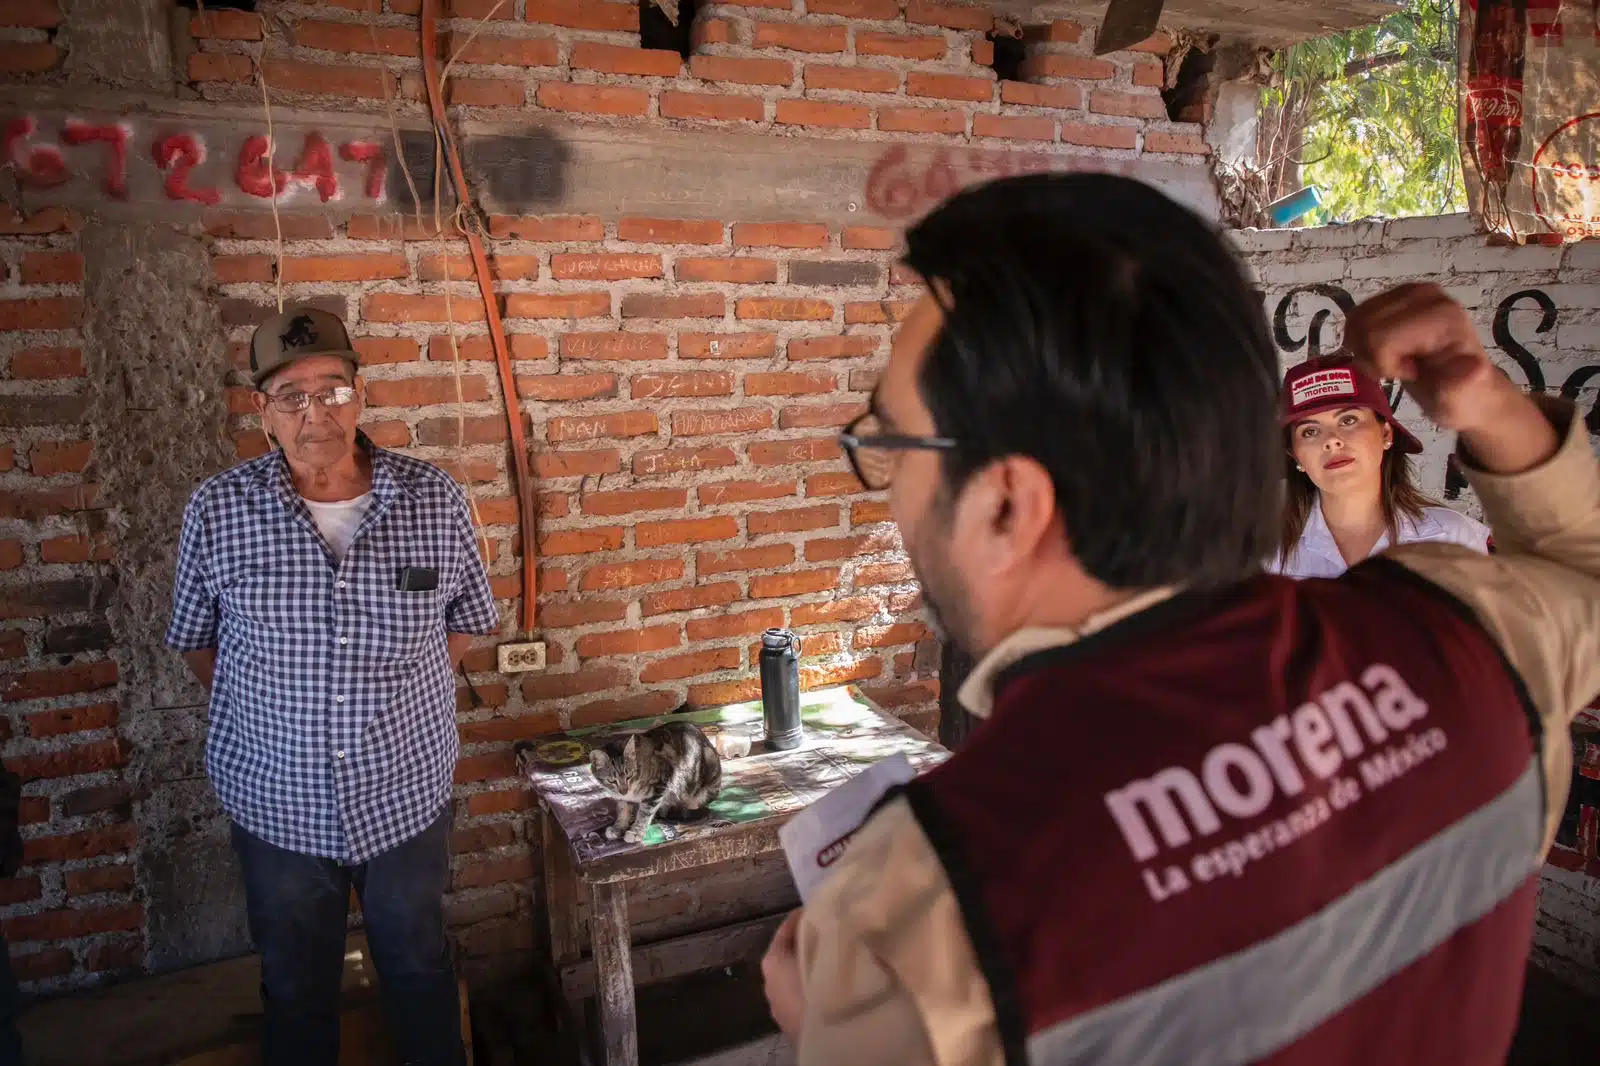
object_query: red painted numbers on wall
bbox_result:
[340,141,387,200]
[3,114,389,206]
[865,144,1058,220]
[4,117,68,188]
[60,120,129,198]
[154,133,218,205]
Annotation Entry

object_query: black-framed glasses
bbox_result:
[262,385,357,414]
[839,412,956,491]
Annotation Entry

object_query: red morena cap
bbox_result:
[1278,355,1423,454]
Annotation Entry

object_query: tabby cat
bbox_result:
[589,721,722,844]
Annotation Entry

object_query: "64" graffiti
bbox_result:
[864,144,1056,220]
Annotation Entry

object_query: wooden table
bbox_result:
[516,685,949,1066]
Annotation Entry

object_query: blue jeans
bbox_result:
[231,807,465,1066]
[0,933,21,1066]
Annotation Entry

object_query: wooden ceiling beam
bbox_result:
[988,0,1402,46]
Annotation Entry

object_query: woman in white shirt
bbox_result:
[1271,355,1489,579]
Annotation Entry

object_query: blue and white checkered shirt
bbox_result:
[165,441,498,863]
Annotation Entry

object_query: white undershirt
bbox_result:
[302,493,373,564]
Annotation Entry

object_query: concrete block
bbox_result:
[137,777,251,972]
[1532,866,1600,998]
[1519,284,1600,310]
[1568,241,1600,270]
[1556,321,1600,352]
[1441,282,1488,310]
[81,222,244,973]
[1383,213,1480,241]
[1261,258,1348,286]
[1347,252,1446,280]
[60,0,173,90]
[1228,229,1294,253]
[1294,222,1383,249]
[1449,243,1566,274]
[1206,82,1259,169]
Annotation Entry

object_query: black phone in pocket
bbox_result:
[396,566,439,592]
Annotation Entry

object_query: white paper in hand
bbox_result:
[779,753,916,902]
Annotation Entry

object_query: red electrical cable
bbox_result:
[420,0,538,633]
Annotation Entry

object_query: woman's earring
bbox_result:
[1295,464,1305,472]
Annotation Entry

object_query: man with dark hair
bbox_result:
[167,306,498,1066]
[762,174,1599,1065]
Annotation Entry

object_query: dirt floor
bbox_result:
[22,948,1598,1065]
[465,959,1600,1066]
[470,961,779,1066]
[1506,966,1600,1066]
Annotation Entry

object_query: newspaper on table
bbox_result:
[517,685,948,867]
[778,752,916,902]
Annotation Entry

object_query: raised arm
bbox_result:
[1349,283,1600,850]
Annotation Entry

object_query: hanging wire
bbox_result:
[370,21,494,560]
[255,52,287,314]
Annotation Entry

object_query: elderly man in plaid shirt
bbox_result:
[166,307,498,1066]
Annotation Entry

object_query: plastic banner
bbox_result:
[1459,0,1600,243]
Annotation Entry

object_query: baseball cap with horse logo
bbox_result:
[249,306,362,387]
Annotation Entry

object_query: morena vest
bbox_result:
[905,559,1545,1066]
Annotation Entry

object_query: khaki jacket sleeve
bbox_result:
[795,797,1004,1066]
[1386,398,1600,852]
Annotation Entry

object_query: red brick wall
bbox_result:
[0,200,137,988]
[0,0,1199,991]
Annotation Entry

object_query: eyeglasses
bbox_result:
[262,385,357,414]
[839,411,956,491]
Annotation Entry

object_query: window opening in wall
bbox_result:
[640,0,698,60]
[1248,0,1464,226]
[988,30,1026,84]
[1163,44,1214,123]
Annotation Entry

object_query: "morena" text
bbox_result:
[1105,663,1429,862]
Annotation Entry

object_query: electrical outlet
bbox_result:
[497,641,547,674]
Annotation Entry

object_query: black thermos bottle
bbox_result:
[759,628,803,751]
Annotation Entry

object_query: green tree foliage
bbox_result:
[1262,0,1466,223]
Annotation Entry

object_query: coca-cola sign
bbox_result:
[1466,85,1524,126]
[1459,0,1598,243]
